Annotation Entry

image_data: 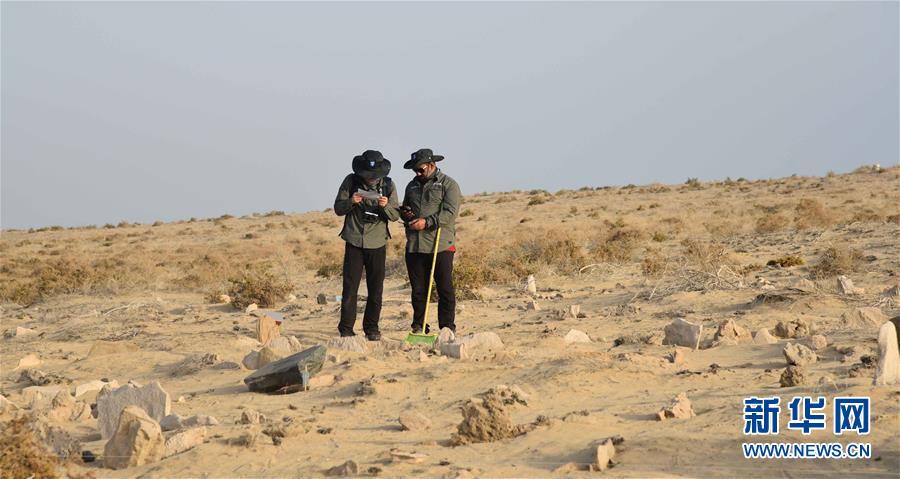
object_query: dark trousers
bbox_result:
[338,243,385,336]
[406,250,456,332]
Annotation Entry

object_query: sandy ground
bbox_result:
[1,167,899,478]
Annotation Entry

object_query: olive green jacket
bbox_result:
[333,174,400,249]
[402,169,461,254]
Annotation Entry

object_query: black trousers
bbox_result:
[406,250,456,332]
[338,243,385,336]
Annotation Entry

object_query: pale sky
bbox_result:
[2,1,897,229]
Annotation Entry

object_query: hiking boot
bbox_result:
[365,332,381,341]
[411,324,431,335]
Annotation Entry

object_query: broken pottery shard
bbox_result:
[326,336,369,353]
[103,406,165,470]
[256,315,280,344]
[656,392,695,421]
[244,345,327,393]
[663,318,702,350]
[97,382,171,439]
[563,329,591,345]
[783,342,818,367]
[873,318,900,386]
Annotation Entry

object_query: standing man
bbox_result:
[400,148,461,334]
[333,150,400,340]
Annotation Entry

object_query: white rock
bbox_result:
[526,275,537,295]
[455,332,504,352]
[874,320,900,386]
[245,303,258,313]
[596,438,616,471]
[103,405,165,469]
[783,342,818,367]
[563,329,591,345]
[663,318,703,350]
[97,382,171,439]
[15,353,41,370]
[23,385,67,405]
[327,336,369,353]
[656,392,695,420]
[217,294,231,304]
[806,334,828,351]
[837,276,863,295]
[567,305,581,318]
[164,426,206,458]
[753,329,778,345]
[15,326,37,337]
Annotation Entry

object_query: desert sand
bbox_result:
[1,165,898,478]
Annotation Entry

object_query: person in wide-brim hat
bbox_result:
[353,149,392,180]
[403,148,444,170]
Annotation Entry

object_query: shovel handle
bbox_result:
[421,227,442,334]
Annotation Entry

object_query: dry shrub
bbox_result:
[314,253,343,279]
[460,209,474,217]
[767,255,804,267]
[849,209,884,223]
[641,248,667,277]
[755,214,790,233]
[810,245,863,279]
[794,198,834,229]
[589,225,646,263]
[226,265,292,308]
[651,231,668,242]
[527,196,547,206]
[0,415,59,479]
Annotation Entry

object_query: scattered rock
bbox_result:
[566,305,581,319]
[183,415,218,427]
[14,326,38,338]
[563,329,591,345]
[217,294,231,304]
[714,319,751,344]
[257,347,285,369]
[399,410,432,431]
[327,336,369,353]
[0,395,19,414]
[526,275,537,295]
[841,307,888,330]
[656,392,695,421]
[245,303,258,313]
[229,429,259,447]
[240,409,266,425]
[75,379,119,398]
[326,460,358,476]
[30,416,82,459]
[663,318,702,349]
[874,317,900,386]
[19,369,67,387]
[526,299,540,311]
[780,366,806,387]
[849,355,877,377]
[449,388,531,445]
[440,342,468,360]
[433,327,456,351]
[837,276,863,295]
[15,353,41,370]
[669,349,685,366]
[783,343,818,367]
[753,328,778,345]
[244,345,327,393]
[164,426,206,457]
[242,351,260,370]
[596,437,616,471]
[159,414,184,432]
[787,277,817,293]
[97,382,171,439]
[103,406,165,470]
[805,334,828,351]
[774,318,812,339]
[455,332,504,352]
[882,285,900,300]
[317,293,328,305]
[390,449,428,464]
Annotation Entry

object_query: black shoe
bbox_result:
[339,332,356,338]
[411,324,431,335]
[365,332,381,341]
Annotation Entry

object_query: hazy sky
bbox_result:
[2,1,897,229]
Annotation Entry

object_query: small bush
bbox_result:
[755,214,790,233]
[460,209,474,217]
[315,255,343,279]
[0,415,59,479]
[527,196,547,206]
[590,226,646,263]
[794,198,834,229]
[651,232,668,242]
[767,255,804,267]
[226,265,292,308]
[810,245,863,279]
[684,178,702,189]
[641,249,666,277]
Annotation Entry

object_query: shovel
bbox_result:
[405,227,442,346]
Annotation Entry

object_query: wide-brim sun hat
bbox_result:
[403,148,444,170]
[352,149,391,180]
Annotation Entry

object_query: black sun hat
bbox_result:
[352,150,391,180]
[403,148,445,170]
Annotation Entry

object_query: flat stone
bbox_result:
[15,326,37,337]
[97,382,171,439]
[440,342,468,359]
[783,342,817,367]
[595,438,616,471]
[242,351,260,370]
[837,275,863,295]
[256,315,280,344]
[326,460,358,476]
[390,449,428,464]
[663,318,702,350]
[874,318,900,386]
[75,380,119,398]
[244,345,327,393]
[164,426,206,458]
[327,336,369,353]
[656,392,695,420]
[753,328,778,345]
[16,353,41,370]
[563,329,591,345]
[245,303,258,313]
[398,410,432,431]
[806,334,828,351]
[842,307,888,330]
[103,405,165,470]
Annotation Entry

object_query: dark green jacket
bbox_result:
[333,174,400,249]
[402,169,461,254]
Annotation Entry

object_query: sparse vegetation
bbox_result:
[225,264,292,308]
[810,245,863,279]
[794,198,834,229]
[767,255,804,267]
[0,415,60,479]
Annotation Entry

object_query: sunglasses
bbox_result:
[414,167,427,174]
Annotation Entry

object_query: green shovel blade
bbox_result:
[405,332,437,346]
